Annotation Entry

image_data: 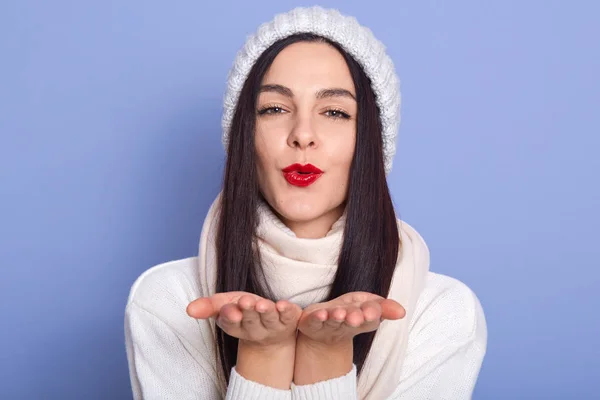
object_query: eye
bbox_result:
[324,109,351,119]
[257,106,287,115]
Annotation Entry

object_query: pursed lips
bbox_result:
[282,163,323,187]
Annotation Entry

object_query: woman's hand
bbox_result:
[186,292,302,347]
[188,292,301,389]
[292,292,405,385]
[297,291,406,346]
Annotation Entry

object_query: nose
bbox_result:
[287,112,318,150]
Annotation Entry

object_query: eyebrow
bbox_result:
[316,88,356,101]
[259,84,356,101]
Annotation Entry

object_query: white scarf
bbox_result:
[197,193,430,399]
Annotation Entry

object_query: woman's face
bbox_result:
[255,41,357,238]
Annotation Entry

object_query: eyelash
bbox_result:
[257,106,351,120]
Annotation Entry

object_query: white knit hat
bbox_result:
[222,6,401,174]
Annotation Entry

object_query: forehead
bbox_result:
[261,41,355,93]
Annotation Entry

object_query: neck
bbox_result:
[278,204,345,239]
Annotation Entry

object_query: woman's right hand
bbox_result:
[186,292,302,348]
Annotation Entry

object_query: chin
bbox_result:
[273,196,325,223]
[260,179,345,224]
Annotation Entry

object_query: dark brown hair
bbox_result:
[215,33,400,384]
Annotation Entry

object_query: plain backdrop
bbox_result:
[1,0,599,398]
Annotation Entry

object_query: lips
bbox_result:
[282,163,323,187]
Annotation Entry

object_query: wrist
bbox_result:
[239,335,296,353]
[296,331,353,354]
[236,337,296,390]
[294,333,353,385]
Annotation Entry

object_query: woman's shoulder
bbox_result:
[410,272,488,347]
[126,257,202,315]
[124,257,217,371]
[421,272,480,302]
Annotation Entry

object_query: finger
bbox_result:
[186,291,254,319]
[360,301,383,332]
[239,295,261,329]
[216,303,243,331]
[256,299,280,329]
[380,299,406,320]
[361,301,382,323]
[238,295,257,311]
[277,301,300,325]
[344,306,364,328]
[306,309,327,330]
[324,307,346,329]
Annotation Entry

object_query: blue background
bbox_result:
[1,1,599,398]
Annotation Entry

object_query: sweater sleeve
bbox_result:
[290,364,358,400]
[388,276,487,399]
[125,301,292,400]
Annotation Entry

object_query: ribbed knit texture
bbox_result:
[222,6,401,174]
[291,365,358,400]
[124,194,487,399]
[125,261,487,399]
[227,367,291,400]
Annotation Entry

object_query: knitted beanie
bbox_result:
[222,6,401,174]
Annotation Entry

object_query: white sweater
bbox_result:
[125,257,487,399]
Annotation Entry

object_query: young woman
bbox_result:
[125,6,487,400]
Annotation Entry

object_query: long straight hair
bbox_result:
[215,33,400,384]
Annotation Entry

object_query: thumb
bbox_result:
[380,299,406,320]
[185,292,240,319]
[186,291,254,319]
[186,297,219,319]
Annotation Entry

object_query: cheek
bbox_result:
[254,133,268,171]
[255,126,280,167]
[254,128,286,195]
[327,132,356,171]
[254,133,272,191]
[321,132,355,198]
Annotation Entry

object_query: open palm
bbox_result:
[297,292,405,345]
[187,291,302,346]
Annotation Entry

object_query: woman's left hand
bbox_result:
[297,292,406,346]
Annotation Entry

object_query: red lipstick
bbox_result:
[282,163,323,187]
